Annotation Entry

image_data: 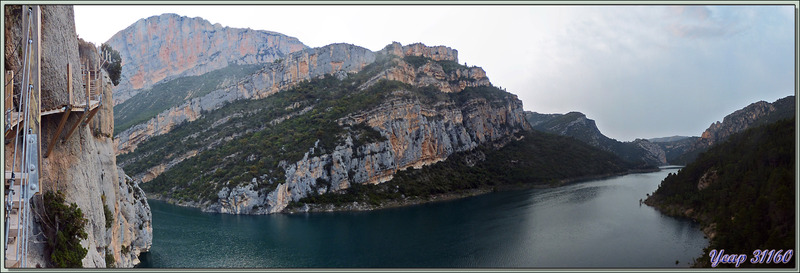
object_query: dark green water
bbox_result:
[138,169,708,268]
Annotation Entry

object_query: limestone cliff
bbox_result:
[3,5,151,268]
[209,93,529,214]
[359,42,490,93]
[115,42,492,156]
[115,43,375,155]
[202,44,527,214]
[119,40,530,215]
[105,13,307,105]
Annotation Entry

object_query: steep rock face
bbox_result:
[524,111,667,166]
[3,6,151,268]
[654,136,699,163]
[210,94,530,214]
[383,42,459,62]
[699,96,795,147]
[670,95,795,164]
[105,13,307,105]
[115,43,375,155]
[632,139,667,166]
[109,167,153,267]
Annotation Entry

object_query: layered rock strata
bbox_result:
[3,5,151,267]
[105,13,307,105]
[210,93,530,214]
[115,43,375,155]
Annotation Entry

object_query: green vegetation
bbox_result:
[129,52,521,204]
[403,55,429,68]
[293,130,635,207]
[100,43,122,86]
[101,194,113,229]
[671,96,794,165]
[527,112,660,167]
[437,59,467,74]
[648,118,795,268]
[113,63,263,135]
[104,247,115,268]
[401,55,471,75]
[42,191,88,268]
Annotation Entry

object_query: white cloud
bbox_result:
[73,5,795,141]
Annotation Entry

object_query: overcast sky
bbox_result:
[73,5,796,141]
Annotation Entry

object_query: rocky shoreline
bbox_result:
[276,167,660,214]
[644,195,714,267]
[144,167,662,215]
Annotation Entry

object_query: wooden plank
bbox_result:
[82,104,100,127]
[62,108,89,144]
[20,4,41,134]
[4,172,28,181]
[40,107,66,116]
[4,71,14,139]
[31,5,42,200]
[44,106,71,158]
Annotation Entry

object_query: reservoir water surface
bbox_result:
[138,168,708,268]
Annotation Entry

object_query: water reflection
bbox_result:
[140,169,707,268]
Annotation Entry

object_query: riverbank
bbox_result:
[644,195,714,267]
[143,167,660,215]
[139,168,708,268]
[285,167,661,214]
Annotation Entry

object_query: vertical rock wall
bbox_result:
[114,43,376,155]
[105,13,308,105]
[3,5,151,268]
[211,90,530,214]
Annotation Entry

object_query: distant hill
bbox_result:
[645,117,795,268]
[648,136,692,143]
[524,111,666,167]
[670,95,795,164]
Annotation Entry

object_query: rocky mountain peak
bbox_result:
[355,42,487,93]
[106,13,308,105]
[381,41,459,62]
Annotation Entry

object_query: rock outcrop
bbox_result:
[359,42,490,93]
[210,89,530,214]
[115,43,375,155]
[106,20,524,215]
[105,13,308,105]
[632,139,667,166]
[668,95,795,164]
[699,96,795,147]
[3,5,151,268]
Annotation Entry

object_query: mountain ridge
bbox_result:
[524,111,666,167]
[124,47,531,214]
[668,95,795,164]
[106,13,308,105]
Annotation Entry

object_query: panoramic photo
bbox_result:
[1,3,796,269]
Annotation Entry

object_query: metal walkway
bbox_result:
[4,5,106,268]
